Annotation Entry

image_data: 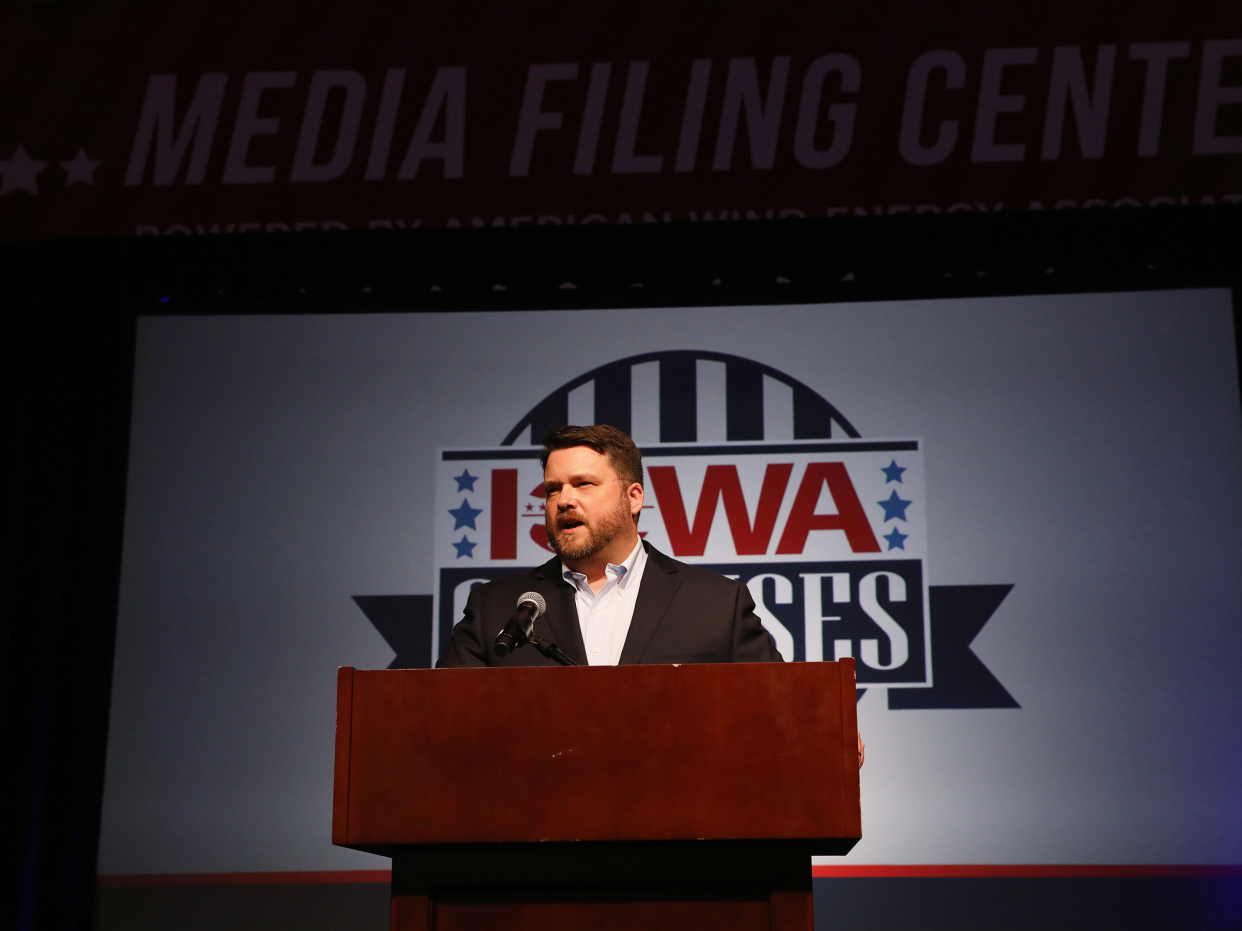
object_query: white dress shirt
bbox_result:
[561,539,648,665]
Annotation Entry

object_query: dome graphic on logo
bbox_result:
[501,350,859,446]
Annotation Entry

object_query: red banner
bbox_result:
[1,0,1239,239]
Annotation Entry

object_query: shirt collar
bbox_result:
[561,538,645,588]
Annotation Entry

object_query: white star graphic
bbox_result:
[0,144,49,196]
[60,149,102,187]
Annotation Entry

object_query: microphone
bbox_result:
[494,591,547,657]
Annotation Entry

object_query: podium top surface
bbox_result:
[333,661,860,852]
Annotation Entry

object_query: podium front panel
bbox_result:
[333,660,860,849]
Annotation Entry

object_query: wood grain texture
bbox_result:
[336,662,860,849]
[390,895,431,931]
[836,657,863,839]
[332,666,354,846]
[769,892,814,931]
[432,899,770,931]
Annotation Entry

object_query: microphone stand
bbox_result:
[528,633,580,667]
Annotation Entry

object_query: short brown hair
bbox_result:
[541,424,644,489]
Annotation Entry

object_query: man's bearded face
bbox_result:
[546,482,632,560]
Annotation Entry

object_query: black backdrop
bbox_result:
[3,206,1241,931]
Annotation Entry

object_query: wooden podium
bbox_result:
[333,660,861,931]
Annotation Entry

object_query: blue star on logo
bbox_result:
[878,490,912,522]
[453,469,478,492]
[881,460,906,483]
[883,527,909,550]
[452,535,477,558]
[448,498,483,530]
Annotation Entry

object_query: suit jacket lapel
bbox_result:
[618,542,682,665]
[533,556,588,666]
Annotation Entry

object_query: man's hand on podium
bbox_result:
[858,731,865,768]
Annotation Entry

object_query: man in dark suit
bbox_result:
[436,424,782,667]
[437,424,865,767]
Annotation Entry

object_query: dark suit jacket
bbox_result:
[436,541,783,667]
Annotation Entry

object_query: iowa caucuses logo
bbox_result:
[354,350,1018,709]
